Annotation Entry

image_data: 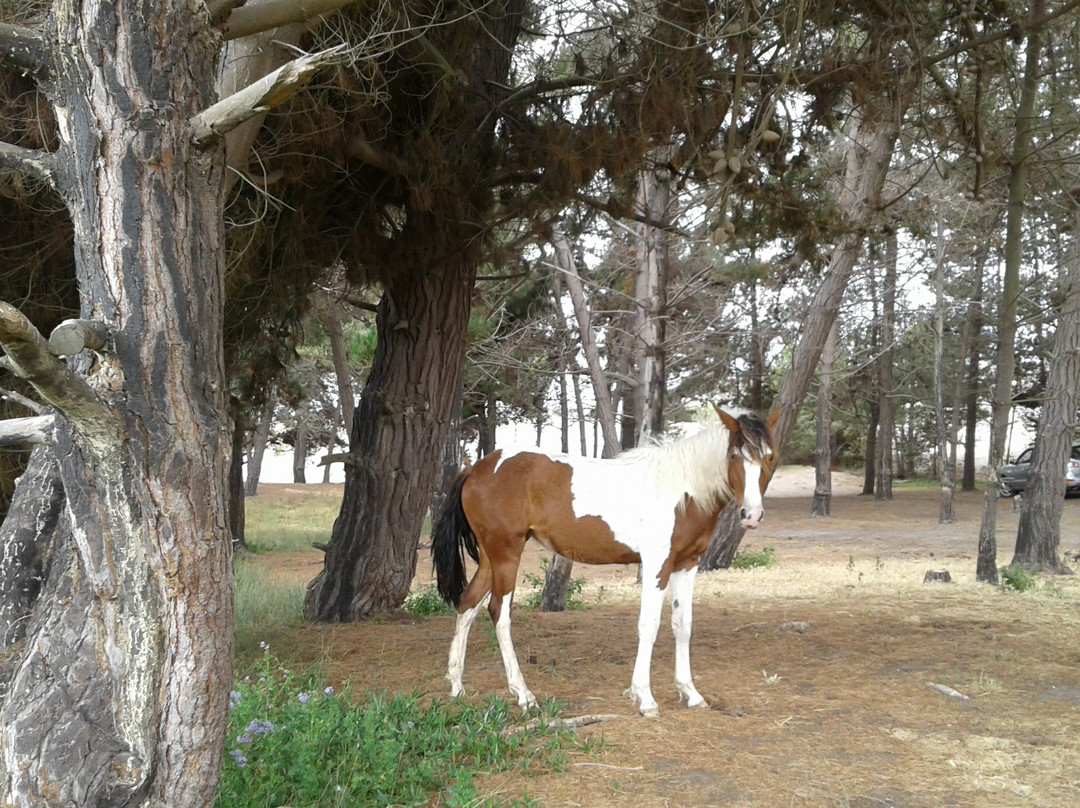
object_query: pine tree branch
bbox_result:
[0,22,51,78]
[222,0,365,41]
[0,415,53,446]
[0,142,56,186]
[0,303,113,432]
[923,0,1080,67]
[191,46,347,147]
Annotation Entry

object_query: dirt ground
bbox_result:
[255,471,1080,807]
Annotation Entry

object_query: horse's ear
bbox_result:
[713,404,739,433]
[765,407,780,430]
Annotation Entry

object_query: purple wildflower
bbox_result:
[229,749,248,768]
[298,692,310,704]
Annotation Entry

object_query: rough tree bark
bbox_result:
[302,0,528,622]
[701,87,908,570]
[977,0,1045,585]
[0,2,233,800]
[245,391,275,496]
[811,321,838,517]
[876,226,897,501]
[633,150,673,443]
[304,218,482,619]
[1010,204,1080,573]
[0,2,339,802]
[932,215,956,523]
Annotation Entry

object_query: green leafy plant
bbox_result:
[520,556,587,609]
[1000,565,1037,592]
[732,546,776,570]
[402,584,455,616]
[217,650,574,808]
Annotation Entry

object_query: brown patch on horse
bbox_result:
[462,451,640,567]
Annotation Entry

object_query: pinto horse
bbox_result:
[431,406,778,717]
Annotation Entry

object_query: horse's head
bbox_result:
[714,405,779,528]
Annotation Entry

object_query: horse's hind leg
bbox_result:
[446,562,492,698]
[670,566,707,708]
[489,554,537,710]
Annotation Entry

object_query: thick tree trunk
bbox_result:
[811,322,838,517]
[0,4,233,805]
[977,0,1044,585]
[305,221,477,620]
[876,227,897,501]
[245,391,275,496]
[702,89,906,570]
[1011,207,1080,573]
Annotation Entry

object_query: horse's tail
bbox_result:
[432,471,479,607]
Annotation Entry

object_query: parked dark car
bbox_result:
[998,445,1080,497]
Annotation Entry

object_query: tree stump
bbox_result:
[922,569,952,583]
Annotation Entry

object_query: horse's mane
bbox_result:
[612,412,775,515]
[617,421,734,514]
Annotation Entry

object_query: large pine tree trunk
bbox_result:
[1011,206,1080,573]
[305,221,476,620]
[0,4,232,805]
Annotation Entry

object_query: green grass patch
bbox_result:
[244,490,343,553]
[234,558,306,657]
[217,652,577,808]
[732,546,776,570]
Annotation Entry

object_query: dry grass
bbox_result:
[246,476,1080,807]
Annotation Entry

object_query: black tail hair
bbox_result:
[431,471,479,607]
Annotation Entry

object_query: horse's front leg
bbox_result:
[627,579,665,717]
[670,566,707,708]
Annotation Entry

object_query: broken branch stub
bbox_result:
[48,318,111,357]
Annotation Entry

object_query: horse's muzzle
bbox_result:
[740,507,764,528]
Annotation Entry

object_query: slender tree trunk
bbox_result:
[558,363,570,454]
[0,4,233,804]
[553,231,619,457]
[293,409,308,484]
[1011,205,1080,574]
[230,413,249,551]
[572,370,588,455]
[702,88,907,570]
[933,215,956,523]
[748,278,766,412]
[812,321,838,517]
[876,227,897,501]
[634,150,672,442]
[245,392,275,497]
[545,231,621,609]
[322,294,356,442]
[862,398,879,495]
[977,0,1044,585]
